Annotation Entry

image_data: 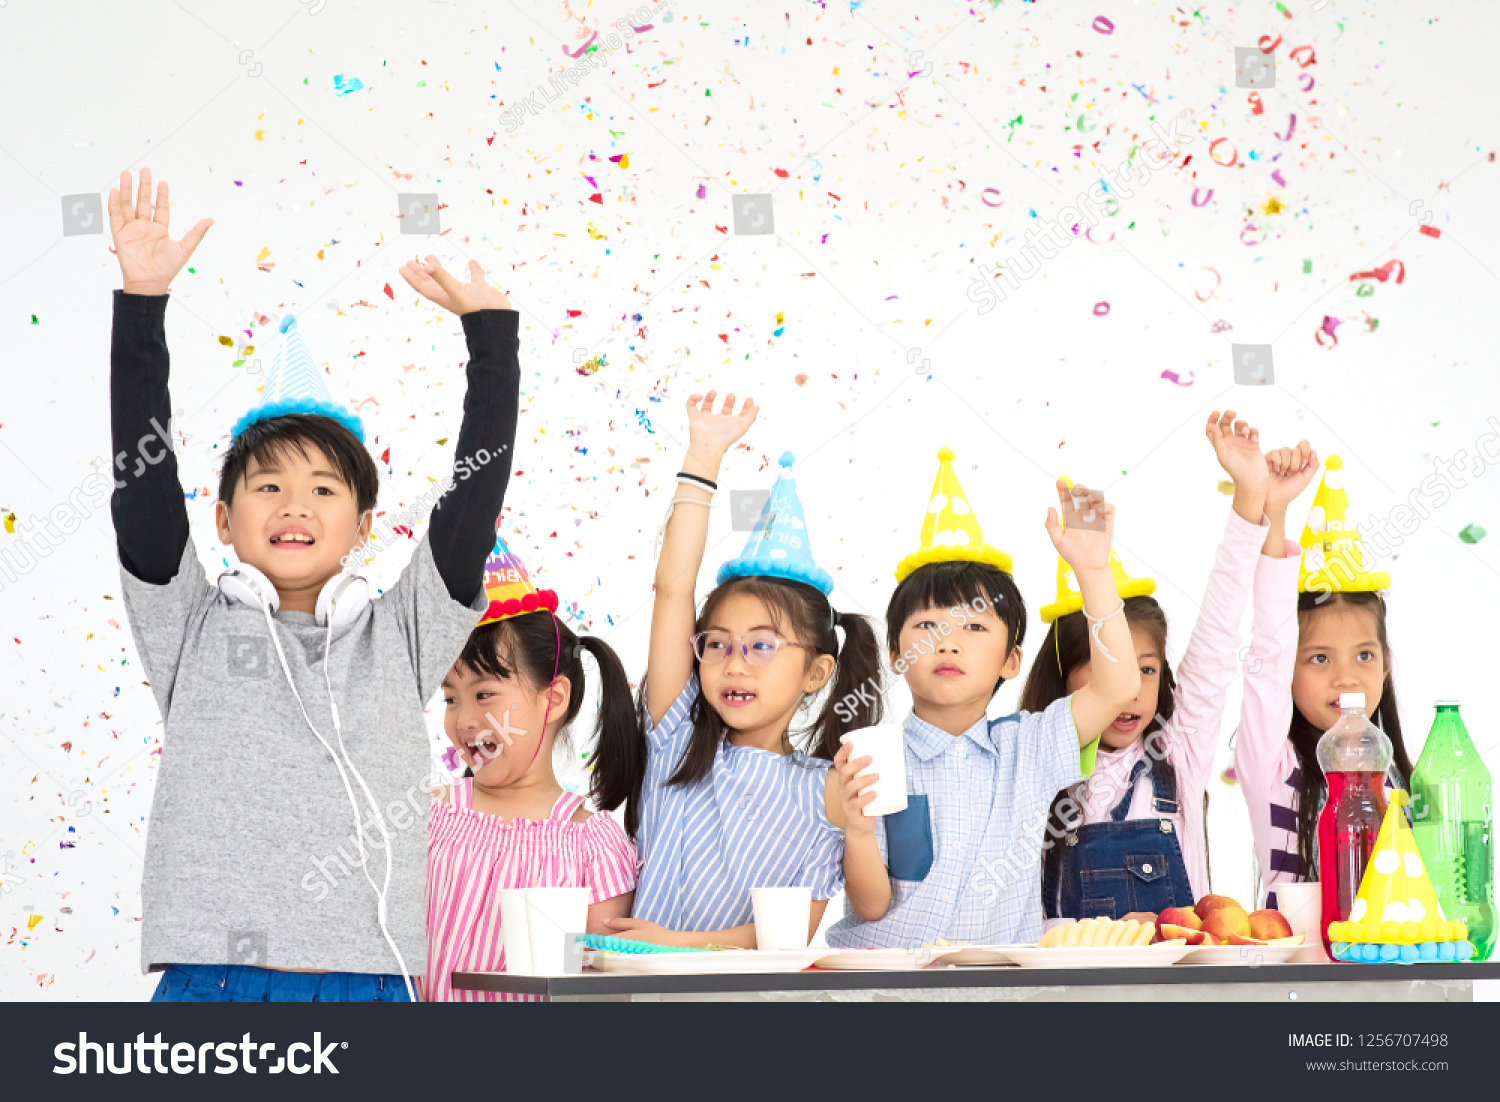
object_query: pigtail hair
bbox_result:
[807,611,884,761]
[582,635,648,838]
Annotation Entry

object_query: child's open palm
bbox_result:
[685,390,758,459]
[397,256,512,315]
[1266,440,1319,513]
[1045,481,1113,573]
[1205,410,1268,494]
[109,169,214,296]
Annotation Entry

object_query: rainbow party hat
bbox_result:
[1327,791,1474,963]
[479,531,560,626]
[716,451,834,595]
[894,447,1014,583]
[1039,476,1155,624]
[229,314,366,442]
[1298,454,1389,594]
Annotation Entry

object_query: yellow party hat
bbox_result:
[1328,791,1469,950]
[1038,476,1156,624]
[1298,454,1390,595]
[893,447,1014,582]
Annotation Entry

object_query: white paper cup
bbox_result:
[524,887,591,975]
[839,725,908,817]
[498,889,533,975]
[1270,881,1329,963]
[750,886,813,950]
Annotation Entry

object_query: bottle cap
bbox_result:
[1339,692,1366,710]
[1434,698,1461,708]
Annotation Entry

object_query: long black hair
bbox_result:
[1021,596,1178,851]
[1286,590,1412,879]
[624,575,883,808]
[453,611,641,831]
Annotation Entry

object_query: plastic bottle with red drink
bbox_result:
[1316,692,1391,957]
[1411,700,1495,961]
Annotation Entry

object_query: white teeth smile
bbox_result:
[272,534,314,544]
[724,691,755,701]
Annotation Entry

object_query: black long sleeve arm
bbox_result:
[427,309,522,606]
[110,291,190,585]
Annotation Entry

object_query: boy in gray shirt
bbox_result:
[109,169,520,1002]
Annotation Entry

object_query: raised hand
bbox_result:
[1045,480,1114,573]
[1266,440,1319,515]
[397,255,512,315]
[685,390,758,461]
[109,169,214,296]
[1205,410,1269,495]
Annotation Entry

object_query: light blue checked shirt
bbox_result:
[632,676,845,933]
[824,697,1083,949]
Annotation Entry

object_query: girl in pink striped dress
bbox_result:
[424,549,640,1002]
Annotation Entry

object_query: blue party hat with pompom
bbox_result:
[229,314,366,442]
[716,451,834,595]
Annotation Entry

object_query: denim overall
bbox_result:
[1043,755,1194,920]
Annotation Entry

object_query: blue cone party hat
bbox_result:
[229,314,366,442]
[716,452,834,595]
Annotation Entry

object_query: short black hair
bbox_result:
[218,414,379,515]
[885,561,1028,698]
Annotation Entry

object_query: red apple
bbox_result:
[1202,906,1252,943]
[1156,907,1203,943]
[1194,894,1243,923]
[1248,909,1294,941]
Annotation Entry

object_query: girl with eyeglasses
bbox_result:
[588,392,885,948]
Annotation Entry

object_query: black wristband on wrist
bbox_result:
[677,471,718,491]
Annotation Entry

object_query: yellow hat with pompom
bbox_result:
[893,447,1014,582]
[1326,791,1469,951]
[1298,455,1390,595]
[1038,476,1156,623]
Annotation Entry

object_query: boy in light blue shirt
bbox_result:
[827,450,1139,948]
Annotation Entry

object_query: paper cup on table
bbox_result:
[524,887,591,975]
[498,889,533,974]
[1270,881,1329,963]
[750,886,813,950]
[838,725,908,816]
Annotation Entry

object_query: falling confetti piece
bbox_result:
[27,915,42,931]
[1302,259,1313,274]
[253,129,267,141]
[334,74,364,96]
[383,283,394,299]
[795,374,808,387]
[1419,225,1442,238]
[218,335,234,346]
[1221,767,1238,786]
[1092,302,1110,316]
[30,315,38,324]
[608,153,629,168]
[1160,370,1195,386]
[695,183,707,199]
[1459,524,1487,544]
[1217,480,1235,496]
[1092,15,1115,33]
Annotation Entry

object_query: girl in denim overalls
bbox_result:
[1020,412,1316,921]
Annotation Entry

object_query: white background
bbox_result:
[1,0,1497,1000]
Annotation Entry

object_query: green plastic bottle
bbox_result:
[1410,701,1495,960]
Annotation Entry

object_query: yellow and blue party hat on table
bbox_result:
[717,451,834,595]
[230,314,366,442]
[1328,791,1473,963]
[1038,476,1155,624]
[1298,455,1389,595]
[893,447,1014,582]
[478,527,560,626]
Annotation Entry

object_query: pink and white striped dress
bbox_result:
[425,780,637,1002]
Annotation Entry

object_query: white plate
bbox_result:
[1002,944,1191,968]
[940,945,1026,966]
[586,949,826,975]
[1175,943,1307,966]
[814,946,968,971]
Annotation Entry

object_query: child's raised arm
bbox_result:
[645,391,758,728]
[398,256,520,607]
[1046,481,1142,744]
[108,169,213,584]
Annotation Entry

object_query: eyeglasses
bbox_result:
[690,630,815,667]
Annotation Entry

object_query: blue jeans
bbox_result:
[150,964,412,1003]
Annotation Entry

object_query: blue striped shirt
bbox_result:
[825,697,1082,949]
[631,676,845,933]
